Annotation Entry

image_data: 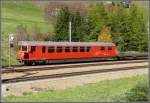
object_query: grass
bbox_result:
[2,1,53,66]
[3,74,148,102]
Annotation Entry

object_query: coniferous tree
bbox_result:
[127,4,148,52]
[70,10,82,41]
[54,7,70,41]
[54,7,92,42]
[89,3,108,41]
[109,5,129,51]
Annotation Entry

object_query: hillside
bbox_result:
[2,2,53,66]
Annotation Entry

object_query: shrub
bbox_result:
[125,80,148,101]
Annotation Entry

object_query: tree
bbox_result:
[98,26,112,42]
[88,3,109,41]
[54,7,91,42]
[108,5,130,51]
[14,24,29,49]
[127,4,148,52]
[42,32,54,41]
[70,9,86,41]
[54,7,70,41]
[108,4,148,52]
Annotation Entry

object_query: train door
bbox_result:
[41,46,46,60]
[108,46,112,56]
[30,46,36,59]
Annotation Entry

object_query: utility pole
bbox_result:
[8,36,10,68]
[69,21,71,42]
[147,4,150,89]
[8,33,14,69]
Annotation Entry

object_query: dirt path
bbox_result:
[2,67,148,97]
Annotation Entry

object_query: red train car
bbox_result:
[17,41,117,65]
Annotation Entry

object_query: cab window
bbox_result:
[22,46,27,51]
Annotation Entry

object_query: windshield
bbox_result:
[22,46,27,51]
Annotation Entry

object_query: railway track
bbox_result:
[2,59,148,73]
[2,55,148,69]
[2,65,148,84]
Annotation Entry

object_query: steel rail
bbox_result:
[2,65,148,84]
[2,59,148,73]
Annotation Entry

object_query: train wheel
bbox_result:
[32,62,37,65]
[133,56,137,60]
[116,56,121,60]
[42,60,46,65]
[24,61,27,65]
[113,57,118,60]
[24,61,32,66]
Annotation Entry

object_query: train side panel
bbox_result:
[26,45,117,61]
[17,42,117,64]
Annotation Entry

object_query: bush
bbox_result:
[125,80,148,101]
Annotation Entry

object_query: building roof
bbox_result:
[18,41,115,46]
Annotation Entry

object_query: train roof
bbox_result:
[18,41,115,46]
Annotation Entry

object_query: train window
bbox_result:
[22,46,27,51]
[48,46,54,53]
[42,46,46,53]
[87,46,91,52]
[80,46,85,52]
[108,46,112,50]
[100,46,105,50]
[31,46,35,53]
[65,47,70,52]
[57,47,62,53]
[73,47,78,52]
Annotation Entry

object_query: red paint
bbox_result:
[17,43,117,63]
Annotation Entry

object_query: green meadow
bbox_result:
[3,75,148,102]
[2,2,53,66]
